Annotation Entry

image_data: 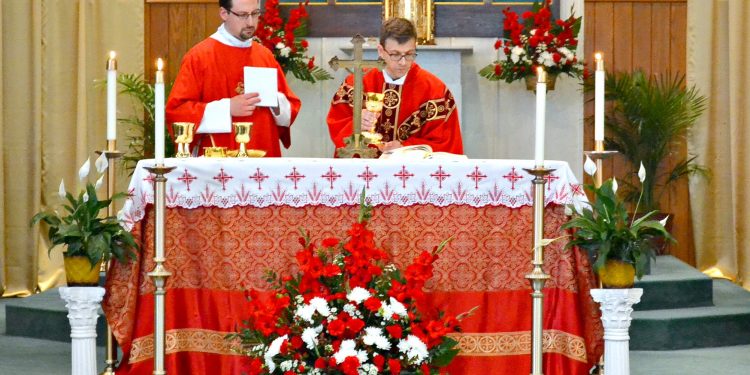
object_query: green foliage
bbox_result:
[562,179,674,279]
[117,73,175,173]
[601,70,709,211]
[31,181,137,267]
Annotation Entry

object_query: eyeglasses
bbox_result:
[384,49,418,62]
[226,8,262,21]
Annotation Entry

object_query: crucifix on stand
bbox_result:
[328,34,385,158]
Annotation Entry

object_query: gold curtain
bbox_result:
[688,0,750,289]
[1,0,143,297]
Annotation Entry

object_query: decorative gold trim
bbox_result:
[129,329,243,364]
[449,329,588,363]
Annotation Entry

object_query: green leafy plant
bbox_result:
[31,155,137,267]
[117,73,175,173]
[602,69,708,211]
[562,175,674,279]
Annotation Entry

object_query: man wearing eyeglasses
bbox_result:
[327,18,463,156]
[166,0,301,157]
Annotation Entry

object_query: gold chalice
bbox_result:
[363,92,384,145]
[172,122,195,158]
[233,122,253,157]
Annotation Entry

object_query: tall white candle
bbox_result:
[106,51,117,141]
[535,67,547,167]
[594,53,605,143]
[155,58,165,165]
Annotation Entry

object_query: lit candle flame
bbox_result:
[109,51,116,60]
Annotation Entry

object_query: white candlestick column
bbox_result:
[534,69,547,167]
[155,58,165,164]
[594,53,605,142]
[106,52,117,141]
[590,288,643,375]
[59,287,106,375]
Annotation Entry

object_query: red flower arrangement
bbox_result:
[480,0,586,84]
[229,194,466,375]
[255,0,332,83]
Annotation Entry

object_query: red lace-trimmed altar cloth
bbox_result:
[104,158,603,375]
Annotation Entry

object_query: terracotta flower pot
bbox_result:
[598,259,635,288]
[64,256,102,286]
[525,73,558,91]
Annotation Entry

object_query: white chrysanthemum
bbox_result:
[380,302,394,321]
[510,46,525,63]
[558,47,573,59]
[280,47,292,57]
[388,297,408,317]
[295,304,315,323]
[347,287,371,304]
[538,51,555,67]
[95,152,109,174]
[333,339,358,364]
[264,335,288,372]
[363,327,391,350]
[275,42,285,50]
[309,297,331,317]
[78,158,90,181]
[58,179,66,200]
[302,325,323,350]
[397,335,429,365]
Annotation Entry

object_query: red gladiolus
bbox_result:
[494,64,502,76]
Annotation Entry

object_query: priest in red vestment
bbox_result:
[327,18,463,156]
[166,0,301,157]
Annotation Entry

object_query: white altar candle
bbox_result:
[594,53,605,144]
[155,58,165,165]
[535,67,547,168]
[106,51,117,141]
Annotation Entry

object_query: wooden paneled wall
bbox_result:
[584,0,693,265]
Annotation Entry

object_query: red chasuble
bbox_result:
[326,63,463,155]
[166,38,301,157]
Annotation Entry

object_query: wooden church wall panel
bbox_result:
[147,4,170,82]
[585,0,692,265]
[168,4,189,82]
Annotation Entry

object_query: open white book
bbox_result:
[379,145,468,160]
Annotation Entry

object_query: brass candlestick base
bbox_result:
[522,166,556,375]
[143,164,176,375]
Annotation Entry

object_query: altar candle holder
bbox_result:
[522,166,556,375]
[233,122,253,157]
[96,140,124,375]
[585,140,618,188]
[144,163,176,375]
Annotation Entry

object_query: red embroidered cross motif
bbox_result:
[321,166,342,190]
[285,167,305,189]
[143,174,156,184]
[250,168,269,190]
[178,168,197,191]
[502,167,523,190]
[358,166,378,189]
[394,165,414,188]
[544,173,560,190]
[467,166,487,189]
[430,165,451,189]
[212,168,234,191]
[570,183,584,196]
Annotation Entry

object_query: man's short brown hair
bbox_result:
[380,18,417,46]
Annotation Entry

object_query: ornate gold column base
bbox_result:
[522,167,555,375]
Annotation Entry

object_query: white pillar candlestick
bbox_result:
[594,53,605,144]
[59,287,106,375]
[155,58,165,165]
[591,288,643,375]
[106,51,117,141]
[534,67,547,168]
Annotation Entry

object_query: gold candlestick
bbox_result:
[233,122,253,157]
[96,140,124,375]
[522,166,556,375]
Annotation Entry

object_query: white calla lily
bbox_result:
[583,155,597,177]
[659,215,670,227]
[78,158,91,181]
[82,192,89,202]
[638,162,646,183]
[95,175,105,190]
[612,178,618,193]
[95,153,109,174]
[58,179,66,200]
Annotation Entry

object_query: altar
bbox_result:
[104,157,603,375]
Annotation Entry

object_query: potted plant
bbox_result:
[479,0,585,89]
[562,172,674,288]
[31,155,137,286]
[602,69,708,212]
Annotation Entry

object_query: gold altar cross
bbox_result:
[328,34,385,158]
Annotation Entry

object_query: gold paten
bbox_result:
[204,147,227,158]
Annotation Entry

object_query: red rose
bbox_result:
[340,356,360,375]
[364,297,382,312]
[388,358,402,375]
[315,357,327,369]
[385,325,403,339]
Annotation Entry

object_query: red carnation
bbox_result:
[553,52,562,63]
[346,318,365,334]
[364,297,382,312]
[373,355,385,371]
[388,358,402,375]
[300,39,309,49]
[290,335,303,349]
[385,324,403,339]
[315,357,327,369]
[340,356,360,375]
[327,318,345,337]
